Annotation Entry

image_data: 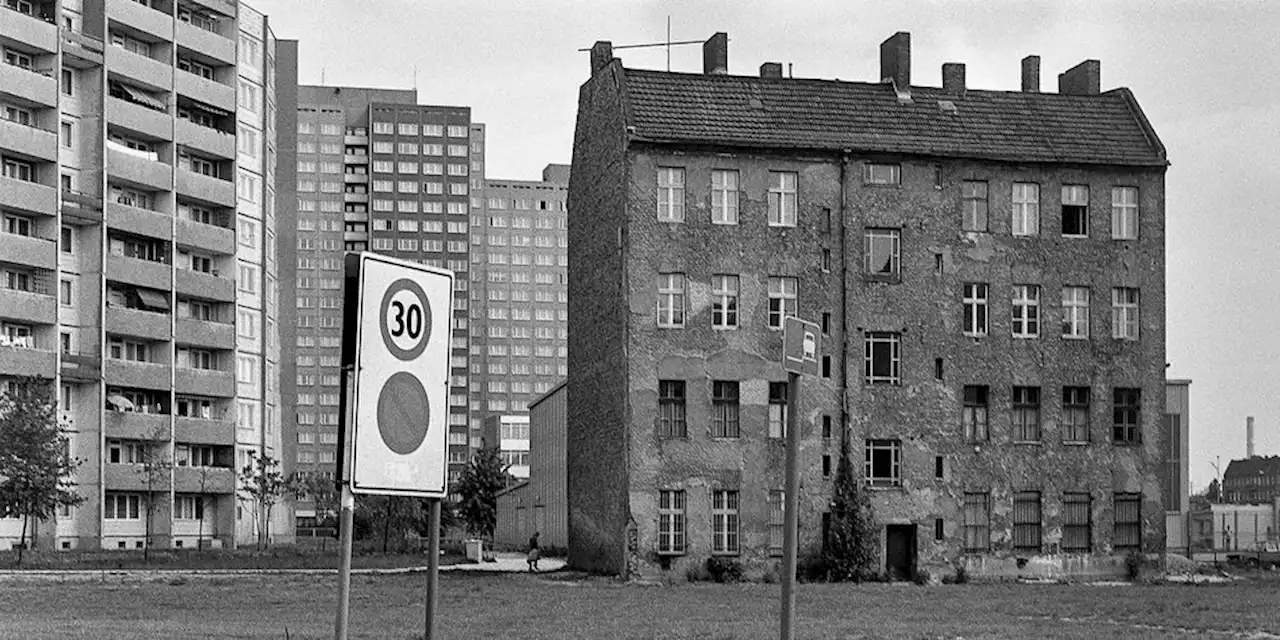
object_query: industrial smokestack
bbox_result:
[1247,416,1255,458]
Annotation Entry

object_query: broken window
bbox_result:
[1012,386,1041,441]
[962,385,989,441]
[961,180,988,231]
[864,228,900,278]
[1013,491,1042,553]
[962,493,990,552]
[1113,493,1142,551]
[864,439,901,487]
[1062,492,1092,552]
[1062,185,1089,236]
[1112,388,1141,444]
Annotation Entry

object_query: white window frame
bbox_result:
[1111,187,1139,240]
[711,274,738,330]
[1061,185,1090,237]
[864,228,900,278]
[657,167,685,222]
[711,169,739,225]
[1062,286,1090,339]
[1011,285,1040,338]
[711,489,739,555]
[657,489,686,554]
[1111,287,1139,340]
[767,171,797,227]
[962,283,989,337]
[656,273,685,328]
[1011,182,1039,236]
[767,276,797,329]
[864,439,902,487]
[864,332,901,385]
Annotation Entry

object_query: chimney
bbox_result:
[1058,59,1101,95]
[942,63,966,95]
[760,62,783,78]
[879,31,911,88]
[703,32,728,75]
[1021,55,1040,93]
[590,41,613,74]
[1248,416,1256,458]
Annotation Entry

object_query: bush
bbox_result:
[796,552,829,583]
[705,557,744,583]
[1125,554,1142,581]
[685,562,711,582]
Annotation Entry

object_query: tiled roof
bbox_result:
[621,68,1167,167]
[1224,456,1280,480]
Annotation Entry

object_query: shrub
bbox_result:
[1125,553,1142,581]
[705,557,744,583]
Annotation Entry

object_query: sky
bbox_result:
[249,0,1280,491]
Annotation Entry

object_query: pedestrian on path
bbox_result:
[527,532,540,572]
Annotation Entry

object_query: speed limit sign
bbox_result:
[338,252,453,497]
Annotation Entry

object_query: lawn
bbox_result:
[0,546,465,572]
[1,571,1278,639]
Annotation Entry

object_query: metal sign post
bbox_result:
[780,316,821,640]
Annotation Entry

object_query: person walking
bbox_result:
[527,532,541,572]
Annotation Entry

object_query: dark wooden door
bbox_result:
[885,524,917,581]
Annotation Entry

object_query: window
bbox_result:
[961,181,988,231]
[657,490,686,554]
[962,493,990,552]
[711,275,738,330]
[962,283,988,336]
[768,382,789,438]
[447,125,467,137]
[1012,491,1042,552]
[864,439,901,487]
[60,121,72,148]
[656,273,685,328]
[1011,182,1039,236]
[59,280,72,305]
[1062,185,1089,236]
[657,167,684,222]
[104,493,141,520]
[1011,285,1040,338]
[767,276,797,329]
[1113,388,1141,444]
[1012,386,1041,441]
[962,385,989,441]
[767,171,798,226]
[1111,187,1138,240]
[107,439,143,464]
[61,68,73,96]
[1062,287,1090,338]
[865,163,900,185]
[4,213,32,236]
[864,228,900,278]
[711,490,739,554]
[657,381,686,438]
[1111,288,1140,340]
[864,332,900,385]
[711,170,739,224]
[768,490,785,556]
[1062,492,1091,552]
[711,381,739,438]
[1113,493,1142,550]
[173,495,204,520]
[1062,386,1091,443]
[3,157,35,182]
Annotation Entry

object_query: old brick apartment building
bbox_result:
[567,32,1169,580]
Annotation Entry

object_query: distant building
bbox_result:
[494,380,566,550]
[482,414,529,481]
[1223,456,1280,505]
[1164,379,1191,551]
[1189,502,1278,552]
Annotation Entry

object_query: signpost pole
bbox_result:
[334,484,355,640]
[781,370,801,640]
[425,498,441,640]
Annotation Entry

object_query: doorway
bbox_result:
[885,524,917,581]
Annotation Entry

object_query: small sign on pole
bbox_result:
[783,316,822,377]
[780,316,821,640]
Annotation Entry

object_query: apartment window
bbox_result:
[1011,182,1039,236]
[3,213,32,236]
[768,490,785,556]
[864,228,900,278]
[1012,491,1042,552]
[1062,386,1091,443]
[1113,388,1141,444]
[1012,386,1041,442]
[711,275,739,330]
[61,68,73,96]
[864,439,901,487]
[3,158,35,182]
[104,493,141,520]
[3,104,32,125]
[711,381,739,438]
[962,385,989,441]
[711,170,739,224]
[962,493,990,552]
[1113,493,1142,550]
[768,382,788,438]
[59,280,72,305]
[657,167,684,222]
[1062,492,1092,552]
[711,490,739,554]
[1011,285,1040,338]
[1062,185,1089,236]
[1061,287,1090,338]
[657,490,686,554]
[961,181,988,231]
[60,121,72,148]
[865,163,900,185]
[767,171,798,226]
[107,440,142,464]
[767,276,797,329]
[1111,187,1139,240]
[962,283,988,337]
[656,273,685,328]
[864,332,900,385]
[657,380,686,438]
[1111,288,1140,340]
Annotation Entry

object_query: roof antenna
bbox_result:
[666,15,671,72]
[787,63,793,78]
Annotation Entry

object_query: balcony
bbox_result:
[107,147,173,191]
[104,409,169,440]
[106,0,175,41]
[60,352,101,382]
[175,168,234,207]
[0,176,56,216]
[173,466,234,493]
[0,346,57,378]
[176,22,234,65]
[104,463,167,492]
[106,96,173,141]
[104,358,171,390]
[174,71,234,113]
[105,46,173,93]
[176,118,234,159]
[174,267,234,302]
[342,173,368,184]
[175,216,234,255]
[62,190,104,224]
[0,63,56,107]
[106,305,171,341]
[174,416,234,446]
[342,154,368,165]
[106,254,171,291]
[174,367,233,397]
[0,288,55,324]
[62,29,105,66]
[0,233,56,270]
[188,0,236,19]
[105,200,172,240]
[343,192,368,204]
[343,134,368,146]
[0,6,58,53]
[175,317,234,350]
[0,118,57,162]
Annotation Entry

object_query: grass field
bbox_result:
[0,547,468,572]
[1,571,1279,639]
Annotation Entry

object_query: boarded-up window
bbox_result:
[1114,493,1142,551]
[962,493,990,552]
[1013,491,1042,552]
[1062,492,1091,552]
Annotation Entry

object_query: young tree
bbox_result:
[238,452,296,550]
[136,425,172,564]
[822,435,879,582]
[453,447,511,540]
[294,472,338,528]
[195,464,216,549]
[0,378,83,565]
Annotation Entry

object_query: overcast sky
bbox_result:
[251,0,1280,491]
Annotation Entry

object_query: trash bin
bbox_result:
[465,539,484,563]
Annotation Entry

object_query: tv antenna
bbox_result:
[577,16,706,72]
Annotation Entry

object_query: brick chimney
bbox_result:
[703,32,728,75]
[590,41,613,74]
[942,63,965,95]
[879,31,911,87]
[1021,55,1040,93]
[1058,59,1101,95]
[760,62,783,78]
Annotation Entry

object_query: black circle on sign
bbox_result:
[379,277,432,361]
[377,371,431,455]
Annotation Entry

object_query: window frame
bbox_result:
[865,163,901,186]
[711,274,739,330]
[1012,491,1042,553]
[710,381,740,438]
[1011,284,1040,338]
[962,492,990,552]
[655,273,685,328]
[1113,492,1142,551]
[961,180,988,231]
[1062,492,1092,552]
[1012,386,1041,442]
[767,171,798,227]
[657,489,686,554]
[1111,187,1139,240]
[962,385,989,441]
[657,380,687,438]
[1061,286,1090,339]
[711,489,740,555]
[962,283,989,337]
[1061,185,1089,237]
[863,331,901,385]
[1112,387,1141,444]
[864,228,901,280]
[766,276,797,330]
[864,439,902,488]
[1111,287,1140,340]
[657,167,685,222]
[710,169,739,225]
[767,381,788,439]
[1062,386,1091,443]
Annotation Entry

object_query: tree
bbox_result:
[355,496,431,553]
[136,425,171,563]
[822,435,879,582]
[196,464,217,549]
[1206,478,1222,503]
[0,378,83,565]
[238,452,296,550]
[453,447,510,539]
[293,473,338,529]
